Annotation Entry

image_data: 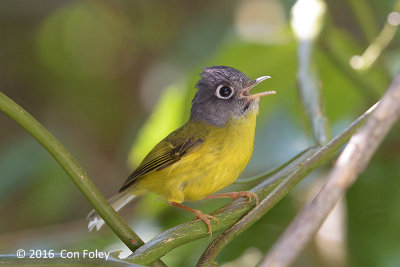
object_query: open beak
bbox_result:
[241,75,276,100]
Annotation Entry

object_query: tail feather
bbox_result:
[87,191,135,231]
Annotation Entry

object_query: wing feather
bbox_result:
[119,123,208,192]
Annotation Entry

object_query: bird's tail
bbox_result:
[87,191,135,231]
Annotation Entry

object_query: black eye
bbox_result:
[216,85,234,99]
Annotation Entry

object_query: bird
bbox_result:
[87,66,275,237]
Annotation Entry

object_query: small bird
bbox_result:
[87,66,275,237]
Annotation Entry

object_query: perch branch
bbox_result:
[127,100,376,266]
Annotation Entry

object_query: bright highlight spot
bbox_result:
[388,11,400,26]
[291,0,326,40]
[350,55,364,70]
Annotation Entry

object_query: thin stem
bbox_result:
[127,101,376,266]
[235,147,319,184]
[291,0,330,145]
[196,102,377,267]
[351,4,400,71]
[260,74,400,267]
[0,91,166,267]
[297,40,331,145]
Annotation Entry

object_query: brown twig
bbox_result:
[260,73,400,267]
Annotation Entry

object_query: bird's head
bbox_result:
[190,66,275,126]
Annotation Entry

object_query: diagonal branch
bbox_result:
[260,73,400,267]
[127,100,376,266]
[350,2,400,71]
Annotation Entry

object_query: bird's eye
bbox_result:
[216,85,234,99]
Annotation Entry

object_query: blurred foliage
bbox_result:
[1,0,400,266]
[128,84,186,168]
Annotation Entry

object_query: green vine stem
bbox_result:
[0,91,166,267]
[235,147,318,184]
[127,102,376,266]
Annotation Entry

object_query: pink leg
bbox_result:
[204,191,259,205]
[169,201,219,238]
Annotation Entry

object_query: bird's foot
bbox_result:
[191,209,219,238]
[204,191,259,205]
[169,202,219,238]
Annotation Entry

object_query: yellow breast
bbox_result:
[137,110,258,203]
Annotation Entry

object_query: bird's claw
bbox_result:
[193,210,219,239]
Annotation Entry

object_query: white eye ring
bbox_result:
[215,85,234,99]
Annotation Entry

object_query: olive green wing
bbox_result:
[119,125,206,192]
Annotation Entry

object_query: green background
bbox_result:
[0,0,399,266]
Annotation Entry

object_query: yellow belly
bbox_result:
[137,110,258,203]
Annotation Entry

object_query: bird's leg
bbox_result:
[204,191,259,205]
[168,201,219,238]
